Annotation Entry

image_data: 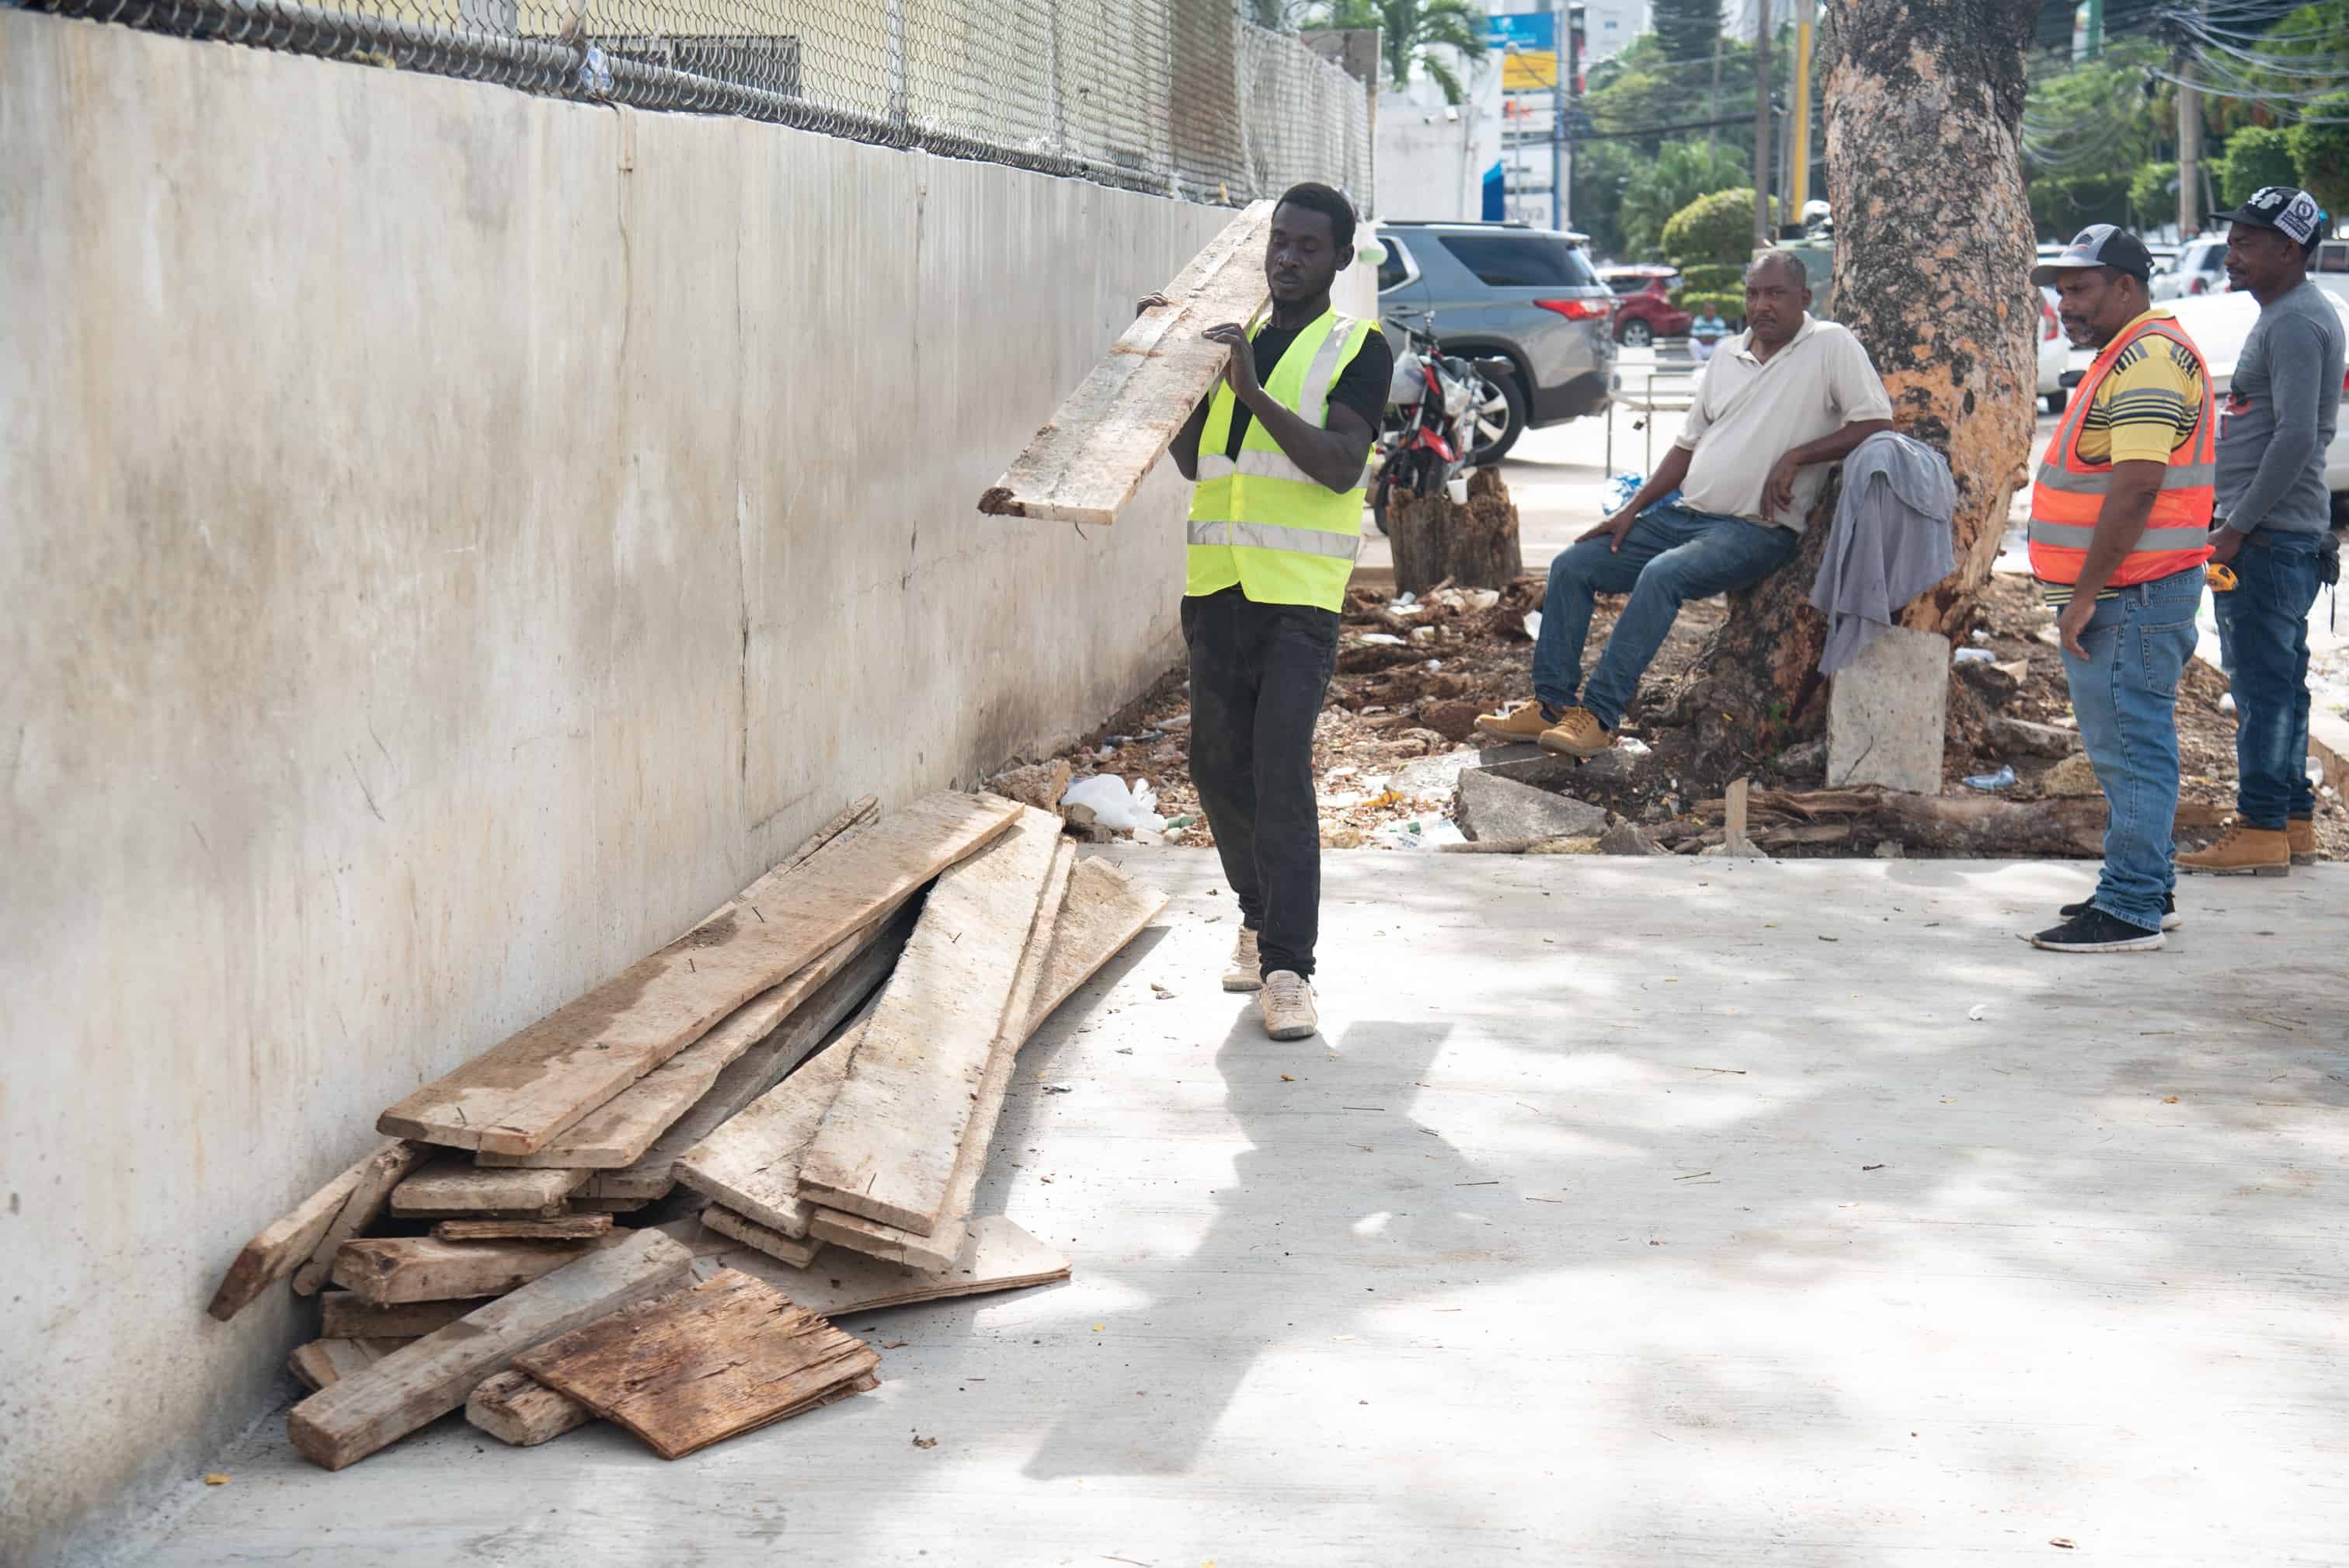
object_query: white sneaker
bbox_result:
[1222,927,1263,993]
[1259,970,1319,1041]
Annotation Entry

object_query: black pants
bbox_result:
[1181,587,1338,979]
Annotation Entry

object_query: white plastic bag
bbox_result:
[1060,774,1167,834]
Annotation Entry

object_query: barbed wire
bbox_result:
[30,0,1375,206]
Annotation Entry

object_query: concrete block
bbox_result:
[1829,626,1947,794]
[1453,771,1611,843]
[1986,716,2081,758]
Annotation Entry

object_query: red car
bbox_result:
[1599,266,1693,348]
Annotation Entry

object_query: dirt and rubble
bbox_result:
[1032,570,2345,862]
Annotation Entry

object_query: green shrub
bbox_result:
[2289,93,2349,214]
[2215,127,2298,210]
[1677,262,1745,292]
[2128,162,2178,230]
[1679,290,1743,321]
[1661,189,1777,267]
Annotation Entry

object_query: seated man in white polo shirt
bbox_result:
[1479,251,1894,756]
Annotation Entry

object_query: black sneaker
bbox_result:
[2031,907,2165,953]
[2059,892,2180,932]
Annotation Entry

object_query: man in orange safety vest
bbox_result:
[2025,225,2215,954]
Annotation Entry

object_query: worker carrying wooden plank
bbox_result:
[1155,183,1393,1042]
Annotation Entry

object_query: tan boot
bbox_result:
[1537,707,1616,759]
[1258,970,1320,1041]
[2288,816,2317,867]
[1474,699,1554,743]
[1221,927,1263,993]
[2177,822,2292,877]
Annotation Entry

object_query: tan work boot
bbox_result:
[1475,699,1554,743]
[2288,815,2317,866]
[2178,822,2292,877]
[1258,970,1319,1041]
[1537,707,1616,759]
[1221,927,1263,993]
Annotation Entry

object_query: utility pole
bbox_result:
[1707,33,1722,161]
[2177,0,2204,239]
[1752,0,1774,248]
[1551,0,1566,231]
[2084,0,2103,58]
[1787,0,1816,235]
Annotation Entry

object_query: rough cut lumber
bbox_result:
[389,1159,586,1219]
[319,1292,482,1340]
[673,1016,868,1239]
[479,906,910,1191]
[703,1215,1070,1317]
[814,855,1168,1271]
[287,1229,693,1470]
[1747,786,2231,857]
[287,1338,408,1392]
[517,1269,881,1460]
[799,808,1063,1232]
[432,1215,611,1241]
[331,1233,619,1305]
[569,1194,655,1215]
[289,1142,425,1298]
[702,1205,823,1269]
[713,795,881,920]
[977,201,1274,525]
[207,1139,417,1321]
[465,1369,593,1447]
[377,791,1021,1156]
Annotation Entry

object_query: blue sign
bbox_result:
[1487,12,1557,50]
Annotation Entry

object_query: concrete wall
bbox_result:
[0,14,1371,1563]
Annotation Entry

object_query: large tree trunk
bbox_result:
[1665,0,2041,790]
[1385,468,1524,596]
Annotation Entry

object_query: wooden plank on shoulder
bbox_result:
[287,1338,408,1392]
[390,1159,586,1219]
[331,1233,620,1305]
[377,791,1020,1156]
[978,201,1275,525]
[814,854,1168,1271]
[287,1228,693,1469]
[207,1138,417,1321]
[702,1215,1068,1317]
[798,808,1062,1232]
[466,1369,593,1447]
[517,1269,879,1460]
[319,1292,483,1340]
[433,1215,612,1242]
[701,1205,822,1269]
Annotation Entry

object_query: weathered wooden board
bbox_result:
[673,1013,871,1240]
[485,908,910,1214]
[389,1159,586,1219]
[287,1338,408,1392]
[331,1234,619,1305]
[377,791,1020,1155]
[433,1215,612,1242]
[569,1195,656,1215]
[288,1142,424,1298]
[318,1292,482,1340]
[207,1139,417,1321]
[517,1269,880,1460]
[465,1368,593,1447]
[701,1215,1069,1317]
[978,200,1275,525]
[815,855,1168,1271]
[473,899,912,1172]
[702,1205,822,1269]
[799,808,1063,1232]
[287,1229,693,1469]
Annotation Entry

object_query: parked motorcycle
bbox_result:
[1370,311,1516,535]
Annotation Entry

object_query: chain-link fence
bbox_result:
[32,0,1371,208]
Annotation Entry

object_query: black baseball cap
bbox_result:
[2031,224,2155,286]
[2214,186,2323,248]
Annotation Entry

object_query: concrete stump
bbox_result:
[1828,626,1947,794]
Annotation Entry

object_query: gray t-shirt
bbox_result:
[2215,278,2344,536]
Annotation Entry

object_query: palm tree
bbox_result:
[1314,0,1489,105]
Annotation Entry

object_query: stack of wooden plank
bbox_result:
[201,791,1166,1469]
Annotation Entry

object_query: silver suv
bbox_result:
[1376,221,1616,463]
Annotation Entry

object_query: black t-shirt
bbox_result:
[1223,321,1394,459]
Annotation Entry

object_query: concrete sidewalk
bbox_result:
[132,852,2345,1566]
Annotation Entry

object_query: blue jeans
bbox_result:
[2058,567,2203,931]
[1532,502,1799,727]
[2212,531,2320,828]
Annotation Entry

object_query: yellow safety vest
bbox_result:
[1186,309,1380,613]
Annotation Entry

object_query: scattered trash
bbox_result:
[1164,814,1194,829]
[1280,1073,1296,1082]
[1061,774,1165,833]
[1522,610,1543,641]
[1964,765,2017,791]
[1617,736,1653,757]
[1042,1083,1074,1094]
[1115,1045,1133,1054]
[1150,984,1174,1000]
[1967,1004,1988,1021]
[202,1473,231,1486]
[1952,647,1996,665]
[2218,692,2236,714]
[1394,591,1417,607]
[1359,631,1406,646]
[2050,1539,2075,1551]
[1161,712,1192,729]
[912,1433,938,1449]
[2163,1094,2180,1104]
[1970,628,1992,645]
[1377,816,1467,850]
[1861,1163,1884,1171]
